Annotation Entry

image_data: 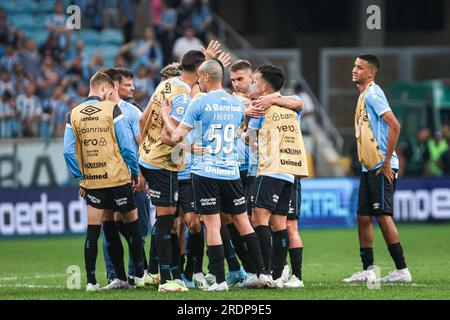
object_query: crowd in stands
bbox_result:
[0,0,212,139]
[398,123,450,177]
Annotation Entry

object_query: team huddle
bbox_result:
[63,41,412,292]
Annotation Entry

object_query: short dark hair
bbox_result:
[229,59,252,73]
[181,50,205,72]
[358,54,380,69]
[256,64,284,92]
[101,68,121,83]
[115,67,134,81]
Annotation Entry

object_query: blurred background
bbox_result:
[1,0,449,236]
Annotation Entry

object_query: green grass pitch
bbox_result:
[1,224,449,300]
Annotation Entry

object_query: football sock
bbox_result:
[103,221,126,281]
[360,247,374,270]
[170,233,181,279]
[242,232,266,275]
[148,228,158,274]
[207,245,226,284]
[388,242,407,270]
[220,225,241,272]
[85,224,101,284]
[155,215,174,284]
[289,247,303,280]
[254,225,273,274]
[227,223,251,271]
[272,229,289,280]
[125,220,145,278]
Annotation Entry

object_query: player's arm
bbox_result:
[63,113,83,183]
[367,91,401,183]
[378,111,401,183]
[253,95,303,111]
[113,106,139,180]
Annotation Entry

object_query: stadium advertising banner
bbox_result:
[1,178,449,237]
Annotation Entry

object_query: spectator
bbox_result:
[133,64,155,108]
[87,51,105,76]
[19,39,41,81]
[40,32,66,64]
[0,68,15,96]
[37,55,64,100]
[46,1,70,52]
[44,85,69,138]
[189,0,212,44]
[15,83,42,137]
[150,0,164,32]
[0,8,14,46]
[12,63,30,95]
[401,127,430,176]
[120,0,138,43]
[0,90,16,139]
[426,131,449,177]
[64,55,85,88]
[172,24,203,62]
[158,1,178,65]
[0,43,20,74]
[442,122,450,144]
[114,54,127,68]
[66,40,90,68]
[101,0,119,28]
[84,0,103,30]
[119,27,163,74]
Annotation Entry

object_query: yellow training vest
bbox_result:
[354,82,383,170]
[257,101,309,178]
[139,78,189,171]
[70,100,131,189]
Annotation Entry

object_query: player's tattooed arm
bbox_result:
[253,95,303,111]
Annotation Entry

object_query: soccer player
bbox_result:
[343,54,412,283]
[63,71,145,291]
[168,59,271,291]
[99,68,149,289]
[138,50,206,292]
[230,60,304,285]
[247,64,308,288]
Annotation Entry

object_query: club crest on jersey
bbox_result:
[176,107,184,115]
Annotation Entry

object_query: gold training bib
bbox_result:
[354,82,383,170]
[70,101,131,189]
[139,78,189,171]
[257,102,309,178]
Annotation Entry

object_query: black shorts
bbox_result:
[192,174,246,215]
[245,175,256,215]
[240,169,249,190]
[357,169,397,216]
[253,175,293,215]
[140,165,178,207]
[178,178,196,214]
[288,178,302,220]
[85,183,136,213]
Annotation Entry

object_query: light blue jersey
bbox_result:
[363,83,399,172]
[181,89,245,180]
[119,99,142,157]
[178,131,193,180]
[236,136,249,172]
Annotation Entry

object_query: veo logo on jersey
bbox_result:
[82,137,108,147]
[80,106,101,116]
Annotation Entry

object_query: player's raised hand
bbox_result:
[191,143,211,155]
[217,51,232,68]
[201,40,221,59]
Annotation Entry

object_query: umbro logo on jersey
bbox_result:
[80,106,101,116]
[372,202,380,210]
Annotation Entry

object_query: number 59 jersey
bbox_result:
[181,89,245,180]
